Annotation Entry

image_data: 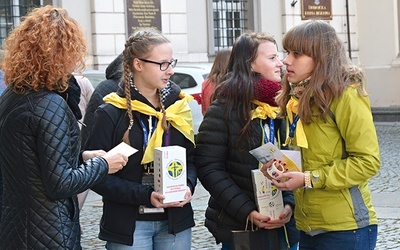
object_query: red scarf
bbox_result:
[254,78,282,106]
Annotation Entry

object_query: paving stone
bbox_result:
[80,122,400,249]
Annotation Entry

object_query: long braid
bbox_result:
[121,38,135,145]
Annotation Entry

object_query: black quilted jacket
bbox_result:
[0,88,109,249]
[195,99,299,246]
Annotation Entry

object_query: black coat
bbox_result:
[81,53,123,146]
[84,82,197,246]
[195,99,299,247]
[0,89,108,249]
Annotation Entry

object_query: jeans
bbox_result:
[299,225,377,250]
[106,220,192,250]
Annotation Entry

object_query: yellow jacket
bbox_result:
[293,85,380,234]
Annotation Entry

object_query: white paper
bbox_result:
[249,142,301,172]
[108,142,138,157]
[281,150,302,171]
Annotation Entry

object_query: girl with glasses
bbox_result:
[84,29,196,250]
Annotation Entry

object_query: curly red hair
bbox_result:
[1,5,87,93]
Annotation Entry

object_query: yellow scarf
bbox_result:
[103,92,195,164]
[285,96,308,148]
[251,100,280,120]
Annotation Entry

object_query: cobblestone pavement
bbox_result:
[80,122,400,249]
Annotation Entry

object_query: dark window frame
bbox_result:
[0,0,43,47]
[209,0,252,54]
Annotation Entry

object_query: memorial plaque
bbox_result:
[126,0,162,35]
[301,0,332,20]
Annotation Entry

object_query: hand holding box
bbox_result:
[154,146,187,203]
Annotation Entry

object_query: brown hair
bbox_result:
[276,20,366,124]
[1,5,87,94]
[207,48,231,91]
[213,31,277,143]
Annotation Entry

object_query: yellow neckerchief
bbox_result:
[285,96,308,148]
[251,100,280,120]
[103,92,195,164]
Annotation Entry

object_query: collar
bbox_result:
[251,100,280,120]
[103,92,195,164]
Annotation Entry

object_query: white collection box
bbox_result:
[154,146,187,203]
[251,169,284,220]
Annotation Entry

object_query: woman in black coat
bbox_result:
[195,32,299,249]
[0,6,127,249]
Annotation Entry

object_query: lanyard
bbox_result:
[139,115,157,151]
[288,115,300,138]
[263,119,275,144]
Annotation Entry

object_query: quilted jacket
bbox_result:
[195,99,298,247]
[0,88,109,249]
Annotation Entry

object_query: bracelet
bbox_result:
[304,171,312,189]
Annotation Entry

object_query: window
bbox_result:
[210,0,251,53]
[170,73,197,89]
[0,0,43,47]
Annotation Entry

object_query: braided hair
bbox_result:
[121,29,170,145]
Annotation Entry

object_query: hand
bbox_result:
[176,186,193,207]
[271,171,305,191]
[263,204,293,229]
[102,151,128,174]
[247,210,271,229]
[260,159,286,180]
[82,150,106,161]
[150,191,182,208]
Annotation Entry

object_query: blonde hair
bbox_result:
[276,20,366,123]
[121,29,170,144]
[1,5,87,93]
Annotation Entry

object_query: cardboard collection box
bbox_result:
[251,169,284,220]
[154,146,187,203]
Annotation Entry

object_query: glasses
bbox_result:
[138,58,178,71]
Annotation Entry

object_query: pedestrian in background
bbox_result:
[74,74,95,130]
[69,74,95,211]
[265,20,380,250]
[84,29,197,249]
[0,6,127,249]
[195,31,299,250]
[81,53,123,147]
[201,48,231,115]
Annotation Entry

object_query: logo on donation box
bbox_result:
[271,183,278,197]
[167,160,185,179]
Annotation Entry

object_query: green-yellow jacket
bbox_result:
[294,84,380,234]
